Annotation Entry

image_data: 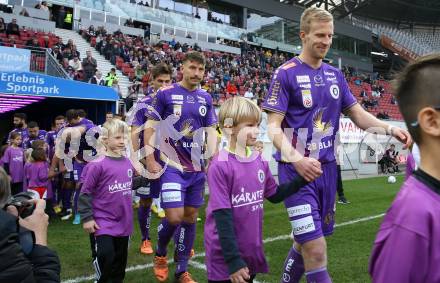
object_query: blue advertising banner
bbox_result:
[0,72,119,101]
[0,46,31,72]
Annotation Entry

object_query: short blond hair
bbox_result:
[218,97,261,128]
[99,119,129,145]
[300,7,333,33]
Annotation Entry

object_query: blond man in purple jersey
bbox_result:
[262,7,411,283]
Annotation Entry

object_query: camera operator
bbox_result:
[0,168,60,283]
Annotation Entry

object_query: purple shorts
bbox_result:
[72,160,86,182]
[278,161,337,244]
[136,177,161,199]
[159,166,205,209]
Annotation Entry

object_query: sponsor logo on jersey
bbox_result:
[267,80,281,106]
[287,204,312,217]
[330,84,340,99]
[162,191,182,202]
[108,180,132,193]
[171,94,183,100]
[291,215,315,235]
[324,71,335,76]
[186,95,195,103]
[162,182,181,191]
[314,75,325,87]
[299,83,311,89]
[301,89,313,108]
[231,187,264,208]
[173,105,182,116]
[296,75,310,83]
[197,95,206,104]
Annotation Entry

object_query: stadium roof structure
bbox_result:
[277,0,440,26]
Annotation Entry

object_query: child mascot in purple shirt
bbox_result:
[205,97,307,283]
[78,119,134,283]
[369,54,440,283]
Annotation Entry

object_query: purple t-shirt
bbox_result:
[23,130,47,150]
[81,156,134,237]
[369,171,440,283]
[147,83,217,172]
[262,57,357,163]
[1,146,24,183]
[204,149,278,281]
[8,128,29,148]
[24,161,49,188]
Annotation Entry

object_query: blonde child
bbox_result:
[78,119,134,283]
[204,97,307,283]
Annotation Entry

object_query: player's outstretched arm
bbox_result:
[345,104,412,148]
[266,176,308,203]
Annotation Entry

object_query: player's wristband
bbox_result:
[387,125,395,136]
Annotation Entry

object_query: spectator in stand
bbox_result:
[105,68,118,87]
[66,66,75,79]
[0,18,6,33]
[62,48,72,60]
[112,79,122,98]
[6,18,20,37]
[39,1,49,12]
[71,45,80,59]
[82,50,97,82]
[391,96,397,105]
[226,80,238,96]
[134,64,146,81]
[143,25,150,39]
[57,6,65,28]
[39,36,52,49]
[90,70,105,85]
[195,13,201,19]
[130,0,136,4]
[26,38,41,51]
[360,89,367,98]
[74,70,85,81]
[19,8,29,17]
[244,88,254,100]
[68,56,82,72]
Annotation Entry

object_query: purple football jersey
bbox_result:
[62,118,96,162]
[8,128,29,148]
[80,156,134,237]
[45,130,58,160]
[204,149,277,281]
[23,130,47,150]
[147,83,217,172]
[262,57,357,163]
[369,170,440,283]
[1,146,24,183]
[129,95,155,149]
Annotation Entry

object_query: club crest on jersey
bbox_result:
[199,105,207,116]
[258,169,265,183]
[301,89,313,108]
[330,84,340,99]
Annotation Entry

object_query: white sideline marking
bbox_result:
[62,213,384,283]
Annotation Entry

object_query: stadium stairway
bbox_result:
[53,28,130,97]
